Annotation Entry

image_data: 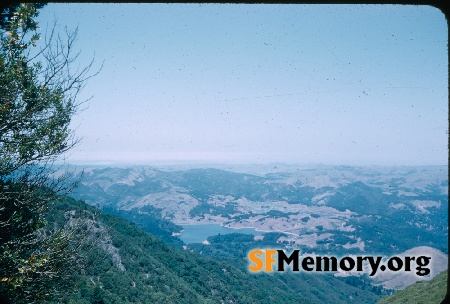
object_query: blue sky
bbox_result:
[37,4,448,166]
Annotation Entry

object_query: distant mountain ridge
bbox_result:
[69,164,448,256]
[63,164,448,296]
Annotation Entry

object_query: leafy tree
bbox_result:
[0,3,99,303]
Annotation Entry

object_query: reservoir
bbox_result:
[178,224,264,244]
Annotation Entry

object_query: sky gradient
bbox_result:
[37,4,448,166]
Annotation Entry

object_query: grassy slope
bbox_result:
[377,270,447,304]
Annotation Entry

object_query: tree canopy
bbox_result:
[0,3,98,303]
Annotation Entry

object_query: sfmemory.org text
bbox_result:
[248,249,431,276]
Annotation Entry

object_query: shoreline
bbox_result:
[175,221,299,237]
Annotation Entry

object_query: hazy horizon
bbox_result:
[38,4,448,167]
[58,159,448,169]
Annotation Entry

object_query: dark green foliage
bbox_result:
[179,169,310,203]
[326,182,448,254]
[188,232,264,258]
[103,205,184,248]
[377,270,447,304]
[0,189,94,303]
[51,198,379,304]
[0,3,81,177]
[344,275,391,296]
[0,3,98,303]
[65,166,447,302]
[71,165,447,257]
[0,3,46,30]
[189,201,238,218]
[0,180,50,242]
[300,216,310,222]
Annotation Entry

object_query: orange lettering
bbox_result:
[249,250,264,272]
[265,249,277,272]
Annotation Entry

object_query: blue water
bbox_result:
[178,224,264,244]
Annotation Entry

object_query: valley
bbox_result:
[68,164,448,293]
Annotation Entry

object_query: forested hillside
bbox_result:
[48,197,380,303]
[377,270,447,304]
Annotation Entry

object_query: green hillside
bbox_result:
[47,197,379,303]
[377,270,447,304]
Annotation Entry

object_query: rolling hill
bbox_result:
[377,269,447,304]
[48,196,380,303]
